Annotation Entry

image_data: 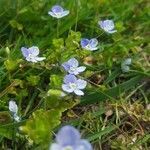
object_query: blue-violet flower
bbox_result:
[62,74,87,96]
[62,58,86,75]
[21,46,46,63]
[98,19,117,33]
[81,38,98,51]
[49,125,92,150]
[48,5,69,19]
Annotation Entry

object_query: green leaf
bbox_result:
[65,30,81,50]
[26,75,40,86]
[9,20,23,30]
[20,109,62,148]
[4,59,19,72]
[0,125,13,139]
[46,90,78,112]
[49,75,63,88]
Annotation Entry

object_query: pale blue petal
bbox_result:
[81,39,89,48]
[121,65,130,73]
[104,20,115,31]
[88,47,98,51]
[107,29,117,34]
[76,140,93,150]
[74,89,84,96]
[26,57,38,63]
[55,15,65,19]
[21,47,29,57]
[60,10,69,17]
[76,79,87,89]
[89,38,98,48]
[98,21,104,29]
[68,69,79,75]
[48,11,58,18]
[35,57,46,61]
[56,125,81,147]
[123,58,132,65]
[62,62,70,71]
[68,58,79,67]
[64,74,77,84]
[49,143,61,150]
[28,46,39,56]
[76,66,86,73]
[99,20,116,34]
[52,5,64,13]
[9,101,18,114]
[62,84,73,93]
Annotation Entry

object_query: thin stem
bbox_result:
[57,19,59,38]
[95,31,104,39]
[75,0,79,31]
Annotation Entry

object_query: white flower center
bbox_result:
[70,66,76,72]
[63,146,73,150]
[69,83,77,90]
[54,12,62,17]
[85,44,91,49]
[28,54,34,58]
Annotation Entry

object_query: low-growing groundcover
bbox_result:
[0,0,150,149]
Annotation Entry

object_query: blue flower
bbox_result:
[81,38,98,51]
[98,20,117,33]
[62,58,86,75]
[9,100,20,122]
[62,74,87,96]
[48,5,69,19]
[121,58,132,72]
[21,46,46,63]
[50,125,92,150]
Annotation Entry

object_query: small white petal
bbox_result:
[62,84,74,93]
[89,47,98,51]
[48,11,58,18]
[35,57,46,61]
[121,65,130,73]
[26,57,38,63]
[74,89,84,96]
[123,58,132,65]
[107,30,117,34]
[68,58,79,67]
[76,66,86,73]
[77,79,87,89]
[68,69,79,75]
[49,143,61,150]
[60,10,70,18]
[9,100,18,114]
[28,46,39,56]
